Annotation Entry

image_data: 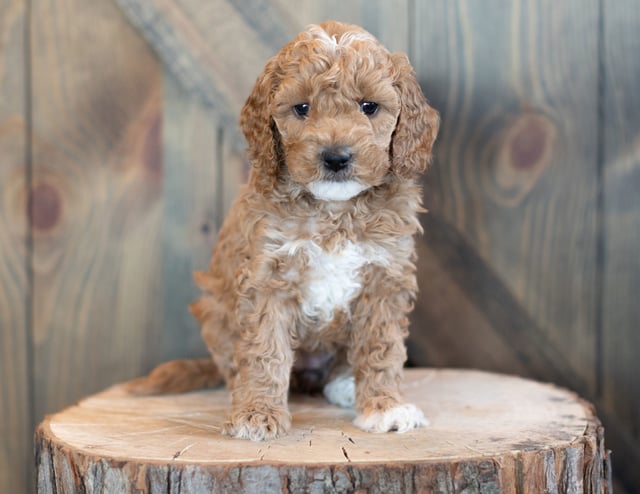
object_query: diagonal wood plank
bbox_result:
[0,1,31,492]
[114,0,300,147]
[417,213,592,393]
[414,212,640,491]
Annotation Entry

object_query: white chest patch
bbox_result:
[278,239,391,322]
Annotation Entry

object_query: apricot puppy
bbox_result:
[131,21,439,441]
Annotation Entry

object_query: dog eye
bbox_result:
[360,101,379,116]
[293,103,310,118]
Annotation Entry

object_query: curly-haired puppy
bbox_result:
[129,21,439,441]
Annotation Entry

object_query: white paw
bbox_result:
[354,403,429,433]
[323,374,355,408]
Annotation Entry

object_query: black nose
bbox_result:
[321,147,353,173]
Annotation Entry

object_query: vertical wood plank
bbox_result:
[160,61,249,366]
[0,2,30,492]
[30,0,163,422]
[159,70,222,363]
[411,1,600,392]
[602,0,640,490]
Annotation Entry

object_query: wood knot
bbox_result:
[483,110,556,207]
[30,182,62,233]
[510,116,549,170]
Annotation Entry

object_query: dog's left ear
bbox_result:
[390,53,440,178]
[240,57,282,192]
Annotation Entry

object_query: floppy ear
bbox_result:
[390,52,440,178]
[240,57,283,192]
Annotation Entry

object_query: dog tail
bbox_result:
[125,358,224,395]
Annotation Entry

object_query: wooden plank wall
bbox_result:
[0,1,30,492]
[412,1,600,387]
[29,0,164,434]
[602,0,640,488]
[0,1,638,491]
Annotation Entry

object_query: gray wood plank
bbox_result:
[30,0,164,421]
[159,70,223,363]
[0,3,31,492]
[411,0,600,393]
[279,0,410,53]
[602,0,640,491]
[114,0,300,146]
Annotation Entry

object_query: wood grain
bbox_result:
[411,0,600,395]
[0,0,629,490]
[602,0,640,490]
[35,369,611,493]
[0,2,30,492]
[30,0,163,423]
[279,0,410,54]
[159,71,222,364]
[114,0,298,149]
[411,214,588,393]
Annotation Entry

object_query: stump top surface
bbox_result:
[43,369,591,466]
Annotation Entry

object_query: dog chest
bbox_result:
[277,239,392,322]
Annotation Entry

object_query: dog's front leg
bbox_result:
[223,295,295,441]
[349,273,428,433]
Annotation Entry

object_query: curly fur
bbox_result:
[131,21,439,441]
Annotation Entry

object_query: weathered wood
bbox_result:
[30,0,163,422]
[159,70,228,362]
[280,0,410,54]
[35,369,610,493]
[602,0,640,491]
[0,2,31,492]
[114,0,299,147]
[160,59,252,364]
[414,213,592,396]
[411,0,600,413]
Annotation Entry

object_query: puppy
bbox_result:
[129,21,439,441]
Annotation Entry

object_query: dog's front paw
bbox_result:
[223,406,291,441]
[354,403,429,433]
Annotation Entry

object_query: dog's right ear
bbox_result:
[240,57,282,193]
[390,52,439,179]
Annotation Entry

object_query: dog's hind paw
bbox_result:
[323,373,355,408]
[354,403,429,433]
[223,406,291,441]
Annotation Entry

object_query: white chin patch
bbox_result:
[307,180,369,201]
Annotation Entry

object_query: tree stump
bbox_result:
[35,369,611,493]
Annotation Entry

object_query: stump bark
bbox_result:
[35,369,611,493]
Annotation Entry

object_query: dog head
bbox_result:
[241,21,439,200]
